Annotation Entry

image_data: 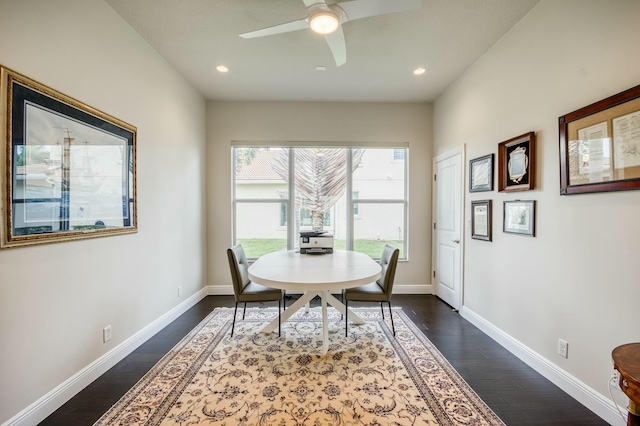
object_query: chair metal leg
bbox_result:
[388,301,396,337]
[278,298,281,337]
[283,291,286,309]
[380,302,385,319]
[242,303,247,319]
[345,298,348,337]
[231,302,238,337]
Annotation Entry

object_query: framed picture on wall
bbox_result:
[0,65,138,249]
[471,199,492,241]
[503,200,536,237]
[559,84,640,195]
[498,132,535,192]
[469,154,494,192]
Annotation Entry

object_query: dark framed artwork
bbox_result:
[0,66,137,249]
[498,132,535,192]
[471,199,492,241]
[503,200,535,237]
[559,84,640,195]
[469,154,494,192]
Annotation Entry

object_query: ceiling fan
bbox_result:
[239,0,422,67]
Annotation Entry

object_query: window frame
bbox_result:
[232,145,408,260]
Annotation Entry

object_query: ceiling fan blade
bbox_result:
[303,0,326,6]
[323,26,346,66]
[239,18,309,39]
[336,0,421,22]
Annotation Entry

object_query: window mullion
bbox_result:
[231,147,237,245]
[346,148,353,250]
[287,147,295,250]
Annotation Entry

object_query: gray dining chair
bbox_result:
[227,244,284,337]
[344,244,400,337]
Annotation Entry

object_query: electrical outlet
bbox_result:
[103,325,112,343]
[558,338,568,358]
[613,369,619,382]
[178,286,183,297]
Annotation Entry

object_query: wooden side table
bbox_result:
[613,343,640,426]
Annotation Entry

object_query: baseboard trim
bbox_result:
[394,284,432,294]
[2,287,209,426]
[459,306,625,426]
[206,284,432,295]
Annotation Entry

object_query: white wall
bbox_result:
[433,0,640,422]
[0,0,207,423]
[207,102,432,291]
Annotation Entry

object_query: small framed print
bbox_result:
[498,132,535,192]
[469,154,494,192]
[471,200,492,241]
[503,200,535,237]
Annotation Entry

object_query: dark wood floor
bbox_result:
[40,295,608,425]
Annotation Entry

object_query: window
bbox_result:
[233,146,407,259]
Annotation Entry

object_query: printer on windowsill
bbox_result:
[299,231,334,254]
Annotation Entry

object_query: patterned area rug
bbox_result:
[95,307,505,425]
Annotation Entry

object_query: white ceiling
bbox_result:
[105,0,540,102]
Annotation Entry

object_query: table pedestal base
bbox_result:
[261,291,365,353]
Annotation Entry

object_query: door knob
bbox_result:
[452,239,460,244]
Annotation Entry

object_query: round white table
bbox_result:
[248,249,382,353]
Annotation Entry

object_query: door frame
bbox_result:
[431,145,466,310]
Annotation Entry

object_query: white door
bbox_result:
[432,147,464,310]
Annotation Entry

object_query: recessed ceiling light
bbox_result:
[216,65,229,73]
[413,67,426,76]
[309,12,339,34]
[316,66,327,71]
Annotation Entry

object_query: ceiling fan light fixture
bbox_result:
[309,12,339,34]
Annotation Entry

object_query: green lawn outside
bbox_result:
[237,239,287,259]
[237,238,403,259]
